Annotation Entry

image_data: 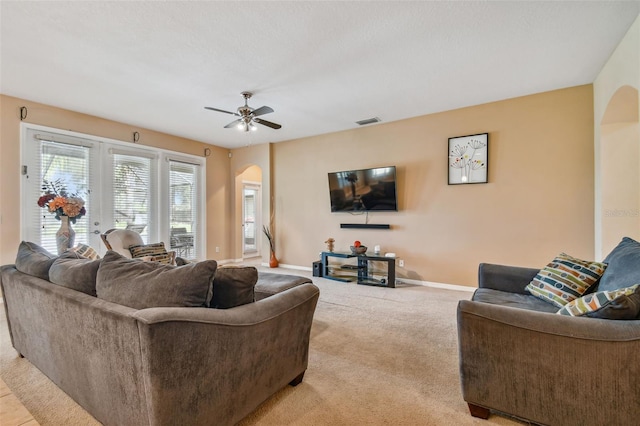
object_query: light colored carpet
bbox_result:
[0,268,523,425]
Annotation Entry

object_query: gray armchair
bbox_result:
[457,263,640,426]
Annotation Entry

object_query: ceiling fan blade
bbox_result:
[254,117,282,130]
[204,106,239,116]
[224,119,242,129]
[251,106,274,117]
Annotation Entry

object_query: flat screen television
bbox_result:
[328,166,398,212]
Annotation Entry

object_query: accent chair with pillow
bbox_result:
[101,228,176,264]
[457,237,640,426]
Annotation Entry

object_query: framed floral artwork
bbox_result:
[448,133,488,185]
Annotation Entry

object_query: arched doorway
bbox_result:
[600,85,640,256]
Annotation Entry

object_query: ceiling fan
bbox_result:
[204,91,282,132]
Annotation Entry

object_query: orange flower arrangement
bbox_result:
[37,179,86,224]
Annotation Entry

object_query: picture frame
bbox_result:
[448,133,488,185]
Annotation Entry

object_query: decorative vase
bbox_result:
[56,215,75,255]
[269,251,279,268]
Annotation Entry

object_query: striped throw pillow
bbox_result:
[525,253,607,308]
[68,244,100,260]
[557,284,640,319]
[129,243,172,264]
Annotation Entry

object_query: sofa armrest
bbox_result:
[457,299,640,426]
[131,283,320,426]
[478,263,539,294]
[458,299,640,340]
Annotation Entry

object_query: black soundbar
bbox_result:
[340,223,391,230]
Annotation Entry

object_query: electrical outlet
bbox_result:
[399,259,404,267]
[215,246,220,253]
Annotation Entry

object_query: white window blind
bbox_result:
[169,161,197,259]
[25,136,92,253]
[112,153,153,242]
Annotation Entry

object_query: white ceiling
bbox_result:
[1,1,639,149]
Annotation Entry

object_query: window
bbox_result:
[21,125,205,259]
[169,160,199,259]
[22,132,95,252]
[112,152,154,241]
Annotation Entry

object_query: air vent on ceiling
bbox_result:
[355,117,381,126]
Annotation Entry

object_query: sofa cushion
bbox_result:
[129,242,173,264]
[472,288,559,313]
[48,250,101,296]
[597,237,640,293]
[67,243,100,260]
[210,266,257,309]
[96,251,216,309]
[525,253,607,307]
[255,272,313,301]
[15,241,57,280]
[557,284,640,319]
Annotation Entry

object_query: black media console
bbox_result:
[320,251,396,288]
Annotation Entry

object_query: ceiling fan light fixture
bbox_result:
[205,91,282,132]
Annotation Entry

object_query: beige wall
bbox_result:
[594,14,640,259]
[271,85,595,286]
[0,94,231,264]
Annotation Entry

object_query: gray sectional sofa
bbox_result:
[458,237,640,426]
[1,242,320,426]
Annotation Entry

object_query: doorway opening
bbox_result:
[237,164,263,259]
[242,182,261,257]
[599,84,639,257]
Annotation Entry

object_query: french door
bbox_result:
[242,182,261,257]
[21,125,205,259]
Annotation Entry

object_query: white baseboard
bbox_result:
[398,278,475,292]
[277,263,311,271]
[217,258,244,265]
[259,263,312,271]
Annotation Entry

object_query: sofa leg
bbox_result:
[289,371,305,386]
[468,403,490,419]
[18,353,24,358]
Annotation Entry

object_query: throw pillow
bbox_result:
[525,253,607,308]
[210,265,258,309]
[597,237,640,293]
[67,243,100,260]
[96,251,216,309]
[557,284,640,319]
[176,257,192,266]
[49,250,101,296]
[129,242,174,264]
[15,241,57,280]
